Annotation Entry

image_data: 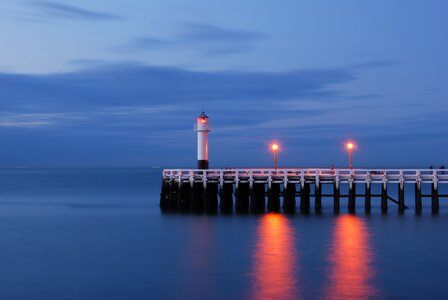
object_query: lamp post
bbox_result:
[346,142,355,169]
[271,143,279,170]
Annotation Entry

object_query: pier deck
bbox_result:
[160,169,448,213]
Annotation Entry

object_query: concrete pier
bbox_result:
[161,168,448,213]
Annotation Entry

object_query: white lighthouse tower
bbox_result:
[194,111,210,169]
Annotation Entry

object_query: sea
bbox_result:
[0,168,447,300]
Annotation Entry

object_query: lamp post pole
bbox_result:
[271,144,279,170]
[346,142,355,169]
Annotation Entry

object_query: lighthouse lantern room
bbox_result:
[194,112,210,169]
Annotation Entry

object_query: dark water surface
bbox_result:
[0,168,447,299]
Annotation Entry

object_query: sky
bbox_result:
[0,0,447,168]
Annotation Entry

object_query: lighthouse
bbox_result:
[194,111,210,169]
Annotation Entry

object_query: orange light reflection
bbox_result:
[325,215,377,299]
[251,213,298,300]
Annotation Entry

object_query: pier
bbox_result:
[160,168,448,213]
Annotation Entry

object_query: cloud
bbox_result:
[350,59,400,69]
[27,1,121,21]
[0,63,354,114]
[2,62,441,167]
[181,22,265,43]
[122,22,265,55]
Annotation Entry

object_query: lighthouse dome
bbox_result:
[198,111,209,119]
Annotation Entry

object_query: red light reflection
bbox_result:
[325,215,377,299]
[251,213,299,299]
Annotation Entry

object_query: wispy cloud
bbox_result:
[27,1,121,21]
[181,22,264,43]
[1,62,437,167]
[122,22,265,55]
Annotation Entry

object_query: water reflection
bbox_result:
[251,213,299,299]
[325,215,377,299]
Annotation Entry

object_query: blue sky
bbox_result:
[0,0,447,168]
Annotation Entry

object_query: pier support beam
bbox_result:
[348,181,356,212]
[283,184,296,212]
[178,182,191,210]
[160,180,171,210]
[415,182,422,213]
[267,183,281,212]
[219,183,233,211]
[168,181,179,210]
[365,183,371,212]
[191,182,205,211]
[204,182,218,211]
[300,183,310,211]
[315,183,322,211]
[432,182,439,212]
[398,182,405,213]
[235,182,250,211]
[381,182,388,212]
[333,182,340,211]
[251,183,266,211]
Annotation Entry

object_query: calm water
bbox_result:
[0,168,447,299]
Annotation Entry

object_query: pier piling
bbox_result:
[315,183,322,211]
[220,183,233,211]
[432,182,439,212]
[381,182,388,212]
[191,182,205,211]
[178,182,191,210]
[283,183,296,212]
[235,182,250,211]
[204,183,218,211]
[300,183,311,211]
[415,182,422,213]
[398,182,405,212]
[348,180,356,212]
[365,182,371,212]
[333,182,340,211]
[251,183,266,211]
[267,183,281,211]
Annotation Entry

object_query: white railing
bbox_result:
[162,168,448,185]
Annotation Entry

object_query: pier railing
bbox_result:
[162,168,448,185]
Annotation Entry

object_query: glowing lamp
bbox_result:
[271,144,279,151]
